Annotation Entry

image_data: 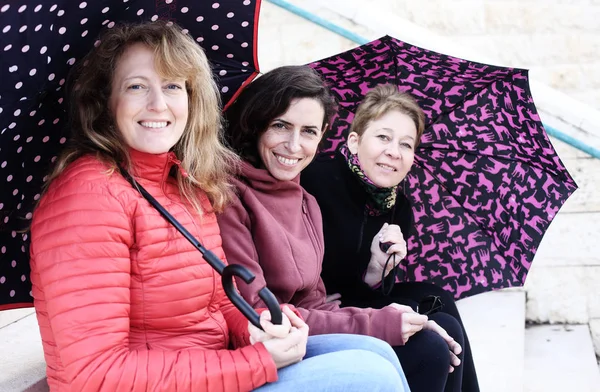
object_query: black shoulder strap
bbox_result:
[118,167,224,272]
[117,166,282,328]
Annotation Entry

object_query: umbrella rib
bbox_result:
[427,71,518,127]
[418,145,576,186]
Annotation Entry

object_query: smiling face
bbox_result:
[109,43,188,154]
[347,110,417,188]
[258,98,325,181]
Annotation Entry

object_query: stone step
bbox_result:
[0,307,34,329]
[2,290,528,392]
[0,311,47,392]
[457,289,526,392]
[6,292,600,392]
[306,0,600,36]
[524,324,600,392]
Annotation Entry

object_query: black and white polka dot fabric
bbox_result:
[0,0,262,309]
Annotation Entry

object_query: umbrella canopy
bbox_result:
[0,0,262,310]
[308,35,578,299]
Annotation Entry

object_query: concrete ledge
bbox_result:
[258,1,372,71]
[0,313,47,392]
[0,308,34,329]
[457,290,525,392]
[524,325,600,392]
[590,319,600,358]
[555,158,600,213]
[525,265,599,324]
[534,212,600,266]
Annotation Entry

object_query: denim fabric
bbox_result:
[254,334,410,392]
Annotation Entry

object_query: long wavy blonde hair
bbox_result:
[48,21,239,213]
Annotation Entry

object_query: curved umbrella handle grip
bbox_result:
[221,264,283,330]
[257,286,284,326]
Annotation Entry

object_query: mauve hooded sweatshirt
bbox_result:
[218,161,410,346]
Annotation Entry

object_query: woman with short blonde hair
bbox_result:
[303,84,480,391]
[350,84,425,144]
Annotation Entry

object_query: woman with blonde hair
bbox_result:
[302,84,480,391]
[30,22,406,391]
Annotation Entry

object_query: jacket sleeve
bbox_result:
[218,188,409,348]
[396,193,415,240]
[218,283,254,349]
[30,181,277,392]
[217,192,281,307]
[295,274,409,347]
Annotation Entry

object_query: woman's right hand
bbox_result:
[364,223,407,286]
[387,303,428,343]
[249,306,309,369]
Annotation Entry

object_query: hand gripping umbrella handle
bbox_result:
[221,264,283,328]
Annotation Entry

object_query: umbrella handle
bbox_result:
[221,264,283,329]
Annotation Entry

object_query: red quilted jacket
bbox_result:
[29,149,277,392]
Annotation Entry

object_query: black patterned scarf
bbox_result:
[339,143,398,216]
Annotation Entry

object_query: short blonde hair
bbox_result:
[49,21,238,212]
[350,84,425,148]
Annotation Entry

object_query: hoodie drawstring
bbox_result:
[168,154,189,178]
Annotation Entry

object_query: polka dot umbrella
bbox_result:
[0,0,263,310]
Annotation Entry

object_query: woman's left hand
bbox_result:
[248,308,293,344]
[424,320,462,373]
[325,293,342,306]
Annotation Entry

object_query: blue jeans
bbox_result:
[254,334,410,392]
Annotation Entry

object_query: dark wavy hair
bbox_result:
[224,65,337,165]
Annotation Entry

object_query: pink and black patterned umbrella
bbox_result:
[0,0,262,310]
[308,35,578,299]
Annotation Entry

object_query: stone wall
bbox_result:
[370,0,600,110]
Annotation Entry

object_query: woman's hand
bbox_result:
[248,308,293,344]
[248,306,309,369]
[387,303,428,343]
[364,223,407,286]
[325,293,342,306]
[424,320,462,373]
[387,304,461,372]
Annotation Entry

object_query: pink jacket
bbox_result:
[218,162,409,347]
[30,150,277,392]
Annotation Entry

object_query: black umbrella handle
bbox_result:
[221,264,283,329]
